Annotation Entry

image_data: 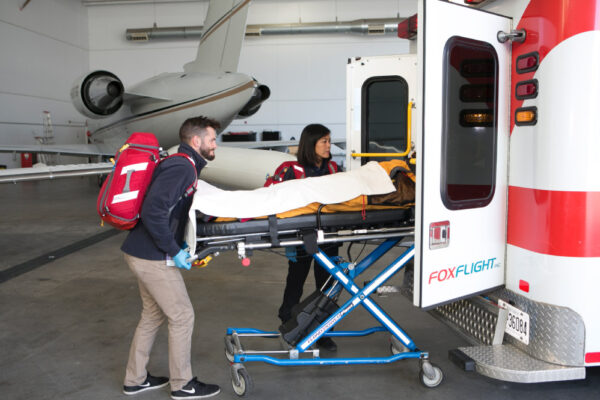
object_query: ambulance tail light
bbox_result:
[515,79,538,99]
[516,52,539,74]
[398,14,417,39]
[515,106,537,126]
[464,0,487,4]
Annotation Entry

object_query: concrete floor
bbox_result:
[1,177,599,400]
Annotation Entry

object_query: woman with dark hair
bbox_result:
[277,123,340,352]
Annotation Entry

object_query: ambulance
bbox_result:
[345,0,600,383]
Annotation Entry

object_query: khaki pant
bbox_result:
[123,254,194,391]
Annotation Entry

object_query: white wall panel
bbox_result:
[0,24,87,101]
[0,0,88,168]
[0,0,88,49]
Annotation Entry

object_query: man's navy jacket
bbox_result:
[121,142,206,260]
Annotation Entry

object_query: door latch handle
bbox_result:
[497,29,526,43]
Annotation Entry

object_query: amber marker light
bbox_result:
[515,106,537,126]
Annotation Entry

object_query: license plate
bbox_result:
[498,299,530,345]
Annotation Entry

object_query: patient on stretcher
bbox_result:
[185,160,415,255]
[213,159,415,222]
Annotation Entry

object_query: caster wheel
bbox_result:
[390,335,408,355]
[390,342,408,355]
[231,367,253,397]
[225,336,235,363]
[419,363,443,388]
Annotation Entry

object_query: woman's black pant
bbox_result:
[278,244,339,323]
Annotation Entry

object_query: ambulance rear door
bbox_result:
[414,0,511,308]
[346,54,417,171]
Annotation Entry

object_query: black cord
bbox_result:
[347,241,368,263]
[347,242,354,263]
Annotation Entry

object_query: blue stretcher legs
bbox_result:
[225,241,444,396]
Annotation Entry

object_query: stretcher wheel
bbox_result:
[231,366,253,397]
[390,342,408,355]
[225,336,235,363]
[419,363,443,388]
[390,335,409,355]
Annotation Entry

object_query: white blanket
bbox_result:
[186,161,395,254]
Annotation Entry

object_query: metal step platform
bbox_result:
[451,344,585,383]
[395,275,588,384]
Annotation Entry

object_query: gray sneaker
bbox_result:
[171,377,220,399]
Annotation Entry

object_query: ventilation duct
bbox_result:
[126,18,404,41]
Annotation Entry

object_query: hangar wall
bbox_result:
[0,0,416,169]
[86,0,416,151]
[0,1,89,168]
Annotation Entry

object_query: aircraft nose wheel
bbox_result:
[231,364,253,397]
[419,360,443,388]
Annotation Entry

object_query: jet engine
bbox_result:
[236,83,270,118]
[70,70,124,119]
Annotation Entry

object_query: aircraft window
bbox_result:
[441,36,498,210]
[361,76,409,165]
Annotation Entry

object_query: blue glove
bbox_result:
[285,247,297,263]
[173,249,192,270]
[181,241,189,250]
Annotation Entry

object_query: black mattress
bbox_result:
[196,208,414,237]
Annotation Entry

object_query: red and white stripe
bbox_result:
[507,0,600,364]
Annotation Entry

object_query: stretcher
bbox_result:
[193,206,444,396]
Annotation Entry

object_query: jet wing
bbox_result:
[0,143,114,157]
[0,143,115,183]
[0,162,113,183]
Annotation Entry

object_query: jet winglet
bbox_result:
[184,0,250,74]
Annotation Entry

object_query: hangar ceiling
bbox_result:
[82,0,207,5]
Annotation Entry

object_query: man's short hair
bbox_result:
[179,116,221,143]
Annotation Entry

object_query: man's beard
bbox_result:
[200,146,215,161]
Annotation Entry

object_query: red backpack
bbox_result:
[264,160,338,187]
[97,132,197,230]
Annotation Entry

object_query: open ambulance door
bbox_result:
[345,55,417,171]
[414,0,511,308]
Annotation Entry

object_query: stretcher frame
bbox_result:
[193,210,443,396]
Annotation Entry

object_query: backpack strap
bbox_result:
[165,153,198,198]
[265,161,305,186]
[327,161,338,174]
[292,163,305,179]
